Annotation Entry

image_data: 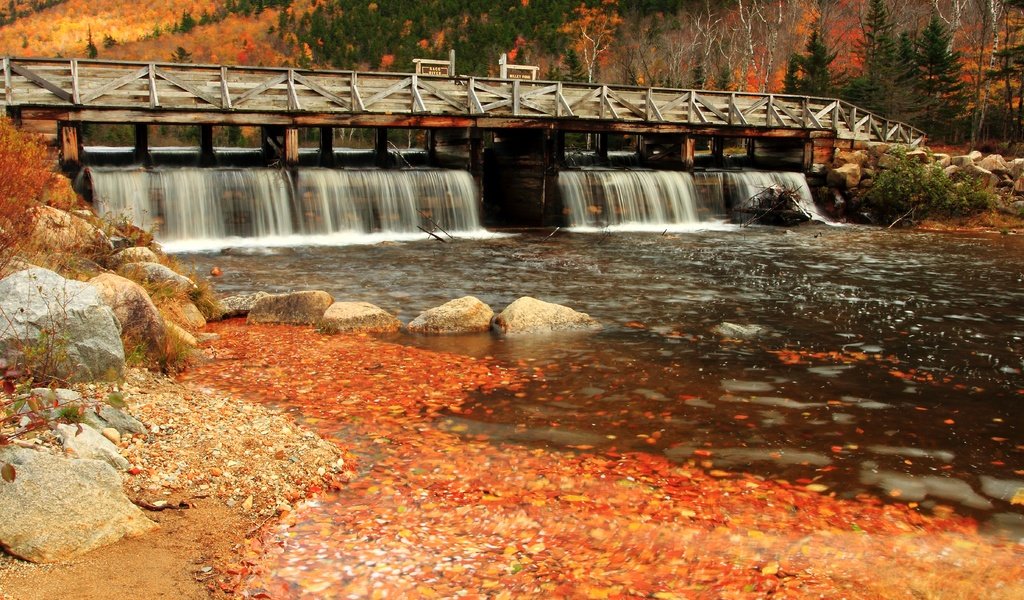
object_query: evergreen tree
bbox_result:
[842,0,914,121]
[170,47,193,63]
[85,28,98,59]
[785,30,837,96]
[914,14,966,140]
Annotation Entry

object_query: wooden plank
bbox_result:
[220,66,233,109]
[148,64,159,108]
[351,72,365,111]
[411,74,426,112]
[693,94,727,122]
[293,72,349,110]
[78,66,148,103]
[513,80,521,116]
[417,78,465,111]
[362,77,412,110]
[287,69,300,110]
[10,63,72,103]
[468,79,484,114]
[606,88,644,119]
[569,86,601,114]
[3,57,10,105]
[155,67,221,107]
[71,60,80,105]
[557,82,573,117]
[234,72,287,107]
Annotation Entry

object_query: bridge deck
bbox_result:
[1,57,924,145]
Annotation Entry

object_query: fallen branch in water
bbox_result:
[545,227,561,240]
[888,207,916,229]
[418,209,455,240]
[418,226,447,242]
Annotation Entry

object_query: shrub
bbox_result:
[0,117,53,273]
[866,149,993,224]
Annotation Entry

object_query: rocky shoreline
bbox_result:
[0,365,352,598]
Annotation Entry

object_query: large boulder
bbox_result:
[82,405,146,436]
[826,163,862,190]
[0,447,156,563]
[978,154,1010,176]
[950,155,975,168]
[118,262,195,295]
[407,296,494,334]
[88,273,166,355]
[0,268,125,382]
[962,164,1000,191]
[29,205,113,257]
[905,149,931,164]
[319,302,401,334]
[832,150,868,168]
[55,423,130,470]
[493,297,602,334]
[108,246,160,268]
[219,292,270,319]
[247,291,334,325]
[1010,158,1024,180]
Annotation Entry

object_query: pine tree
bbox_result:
[787,30,837,96]
[85,28,98,59]
[842,0,912,120]
[915,14,966,140]
[783,55,801,94]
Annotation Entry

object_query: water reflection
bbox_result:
[178,226,1024,534]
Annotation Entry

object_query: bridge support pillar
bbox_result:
[375,128,390,168]
[58,121,82,171]
[682,136,695,170]
[711,136,725,168]
[134,124,150,166]
[595,132,609,165]
[284,127,299,167]
[488,129,560,226]
[319,127,335,168]
[200,124,215,167]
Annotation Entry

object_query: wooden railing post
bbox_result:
[58,121,82,170]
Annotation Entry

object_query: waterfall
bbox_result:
[559,169,824,230]
[88,167,483,250]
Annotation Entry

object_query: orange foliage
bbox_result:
[380,53,395,69]
[0,118,53,269]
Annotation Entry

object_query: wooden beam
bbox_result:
[220,66,232,110]
[148,64,159,108]
[3,57,11,105]
[155,67,222,107]
[234,73,287,107]
[200,124,215,166]
[287,70,300,111]
[58,121,81,168]
[375,127,389,168]
[11,63,72,103]
[682,135,695,170]
[70,60,80,105]
[134,123,149,165]
[79,66,148,104]
[284,127,299,167]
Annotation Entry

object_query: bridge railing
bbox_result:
[1,56,925,146]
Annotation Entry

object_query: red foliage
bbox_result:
[183,322,1024,598]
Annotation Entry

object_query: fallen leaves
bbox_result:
[180,321,1024,599]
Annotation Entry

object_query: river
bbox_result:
[175,224,1024,538]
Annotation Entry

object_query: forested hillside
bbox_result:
[2,0,1024,145]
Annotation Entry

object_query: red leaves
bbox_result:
[182,322,1024,598]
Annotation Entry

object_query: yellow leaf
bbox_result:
[806,483,829,493]
[762,561,780,576]
[1011,488,1024,506]
[560,494,589,502]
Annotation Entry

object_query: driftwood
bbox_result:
[133,498,192,511]
[417,225,447,242]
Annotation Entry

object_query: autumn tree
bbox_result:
[560,0,623,82]
[842,0,915,120]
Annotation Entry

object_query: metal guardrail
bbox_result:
[1,56,925,145]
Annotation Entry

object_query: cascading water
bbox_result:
[88,167,483,250]
[559,169,825,230]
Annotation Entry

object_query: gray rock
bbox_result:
[876,153,900,170]
[88,273,166,356]
[30,206,113,256]
[118,262,195,295]
[0,268,125,382]
[493,297,602,334]
[933,153,951,168]
[28,388,82,412]
[109,247,160,268]
[219,292,270,319]
[55,423,130,470]
[867,143,890,158]
[408,296,494,334]
[832,150,868,168]
[83,405,146,436]
[1010,158,1024,180]
[967,150,983,162]
[319,302,401,334]
[713,322,767,339]
[0,447,156,563]
[962,163,1000,191]
[905,149,930,163]
[978,154,1010,175]
[950,155,975,168]
[247,291,334,325]
[826,163,861,190]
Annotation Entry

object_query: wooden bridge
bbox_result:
[1,56,924,225]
